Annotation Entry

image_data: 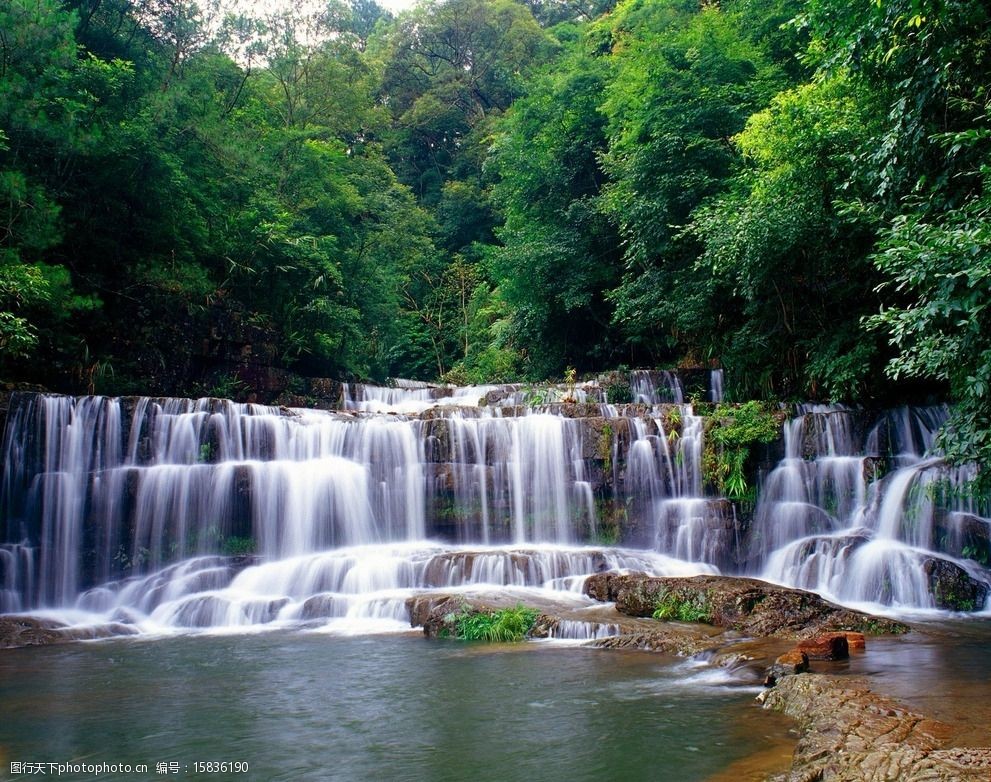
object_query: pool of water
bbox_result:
[842,618,991,747]
[0,632,792,782]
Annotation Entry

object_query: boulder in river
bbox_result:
[796,632,849,661]
[922,556,990,611]
[0,615,138,649]
[582,573,908,638]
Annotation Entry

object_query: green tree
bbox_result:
[694,77,884,400]
[598,0,794,367]
[489,39,621,377]
[802,0,991,465]
[379,0,554,205]
[0,0,120,372]
[868,163,991,473]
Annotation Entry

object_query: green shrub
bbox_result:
[453,604,540,642]
[606,381,632,404]
[652,590,713,623]
[702,401,781,499]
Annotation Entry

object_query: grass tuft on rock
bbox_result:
[652,589,714,623]
[451,604,540,642]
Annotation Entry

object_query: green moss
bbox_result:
[856,618,910,635]
[221,536,255,556]
[600,423,614,475]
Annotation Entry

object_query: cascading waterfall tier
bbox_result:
[756,405,991,611]
[1,376,988,633]
[0,386,720,629]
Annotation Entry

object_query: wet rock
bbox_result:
[765,649,809,685]
[60,623,139,642]
[247,598,290,623]
[582,574,909,638]
[420,419,451,462]
[0,616,139,648]
[528,614,558,639]
[843,631,867,650]
[922,556,990,611]
[170,596,230,627]
[861,456,891,483]
[590,631,722,656]
[305,377,343,408]
[406,595,465,637]
[651,498,738,572]
[420,551,530,588]
[424,463,456,493]
[484,389,509,406]
[300,593,342,620]
[796,632,849,661]
[229,554,260,573]
[109,607,145,624]
[935,512,991,566]
[0,616,67,648]
[405,594,547,640]
[762,674,991,781]
[582,571,631,603]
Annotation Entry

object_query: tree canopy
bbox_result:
[2,0,990,469]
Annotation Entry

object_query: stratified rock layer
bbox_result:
[0,616,137,649]
[763,674,991,781]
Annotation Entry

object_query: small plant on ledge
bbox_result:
[446,603,540,642]
[652,589,713,624]
[702,401,782,500]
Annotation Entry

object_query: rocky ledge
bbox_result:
[582,572,907,638]
[407,574,908,660]
[761,673,991,781]
[0,616,138,649]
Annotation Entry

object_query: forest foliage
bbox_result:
[1,0,989,465]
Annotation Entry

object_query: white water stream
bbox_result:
[1,374,988,636]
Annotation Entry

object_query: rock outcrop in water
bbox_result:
[582,573,908,637]
[922,557,990,611]
[408,573,906,659]
[0,615,137,649]
[762,674,991,781]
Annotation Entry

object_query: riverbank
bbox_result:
[761,672,991,781]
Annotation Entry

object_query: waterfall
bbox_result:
[0,387,717,626]
[759,405,991,611]
[1,380,989,630]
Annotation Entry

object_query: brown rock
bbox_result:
[796,632,850,660]
[0,616,138,648]
[765,649,810,686]
[843,631,866,650]
[0,616,66,649]
[775,649,810,674]
[581,573,908,640]
[762,674,991,781]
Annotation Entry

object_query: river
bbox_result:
[1,632,795,782]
